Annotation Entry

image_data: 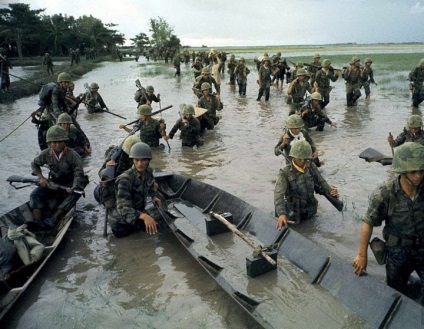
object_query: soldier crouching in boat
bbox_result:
[274,140,338,227]
[108,143,162,238]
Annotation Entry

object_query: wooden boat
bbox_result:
[154,171,423,329]
[0,201,74,321]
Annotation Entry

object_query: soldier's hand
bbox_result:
[331,122,337,128]
[106,160,116,167]
[152,196,162,209]
[157,93,160,99]
[387,134,394,143]
[140,213,158,235]
[66,187,73,194]
[39,177,48,187]
[85,146,91,156]
[312,151,318,159]
[282,133,291,145]
[159,123,165,130]
[330,187,339,198]
[352,255,367,276]
[163,135,170,141]
[119,124,125,129]
[276,215,288,229]
[409,83,413,90]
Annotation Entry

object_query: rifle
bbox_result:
[7,175,84,195]
[124,105,173,126]
[192,87,202,97]
[83,83,126,119]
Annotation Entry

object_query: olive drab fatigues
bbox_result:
[362,176,424,294]
[192,62,203,78]
[227,60,236,85]
[109,167,159,238]
[43,55,54,75]
[274,129,317,159]
[392,129,424,147]
[193,76,220,95]
[288,80,313,114]
[301,101,333,131]
[98,145,132,179]
[137,118,164,147]
[67,126,90,157]
[50,85,69,125]
[198,95,221,132]
[234,64,250,95]
[344,66,362,106]
[85,92,107,113]
[408,66,424,107]
[30,147,86,213]
[274,161,331,222]
[360,67,375,98]
[134,91,160,106]
[257,65,272,101]
[168,117,201,147]
[314,69,339,109]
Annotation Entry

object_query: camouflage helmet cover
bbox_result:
[407,115,423,128]
[46,125,69,143]
[391,142,424,174]
[90,82,99,90]
[286,114,304,128]
[314,53,320,58]
[289,140,312,159]
[201,82,211,91]
[182,104,195,115]
[311,92,323,101]
[419,59,424,66]
[129,142,152,159]
[297,68,307,76]
[322,59,331,66]
[137,104,152,115]
[364,58,372,64]
[351,56,360,64]
[296,62,304,67]
[57,72,71,83]
[201,67,210,74]
[146,85,154,93]
[122,135,141,155]
[239,57,245,62]
[57,113,73,124]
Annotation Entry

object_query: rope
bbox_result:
[0,114,32,142]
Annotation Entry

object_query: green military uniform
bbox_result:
[51,85,70,123]
[109,166,158,238]
[227,59,236,85]
[43,54,54,75]
[408,61,424,107]
[274,161,331,222]
[194,75,220,95]
[198,94,221,131]
[137,118,164,147]
[168,117,201,147]
[392,129,424,147]
[301,100,333,131]
[67,126,90,157]
[314,68,339,108]
[134,91,160,106]
[234,60,250,95]
[274,129,317,159]
[192,61,203,79]
[257,63,273,101]
[361,67,375,98]
[85,92,107,113]
[344,57,363,106]
[288,80,313,114]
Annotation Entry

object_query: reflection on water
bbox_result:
[0,49,420,328]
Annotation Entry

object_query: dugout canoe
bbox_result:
[153,171,423,329]
[0,201,74,321]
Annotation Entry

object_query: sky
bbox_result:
[2,0,424,47]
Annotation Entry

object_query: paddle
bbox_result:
[358,147,393,166]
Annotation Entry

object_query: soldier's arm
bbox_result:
[98,94,108,109]
[168,119,182,139]
[393,131,406,147]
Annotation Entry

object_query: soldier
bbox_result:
[173,55,181,77]
[134,85,161,106]
[313,59,340,109]
[85,82,108,113]
[50,72,72,124]
[119,104,166,147]
[28,126,87,230]
[197,82,221,133]
[192,57,203,79]
[0,51,12,92]
[287,68,313,114]
[257,56,278,101]
[388,115,424,147]
[274,140,338,227]
[307,53,321,87]
[274,114,320,167]
[408,59,424,107]
[344,56,364,106]
[353,142,424,299]
[109,142,162,238]
[300,92,337,131]
[290,62,305,82]
[227,55,236,85]
[271,52,288,88]
[42,53,54,76]
[193,67,220,98]
[57,113,91,157]
[361,58,377,100]
[234,57,250,96]
[165,104,201,147]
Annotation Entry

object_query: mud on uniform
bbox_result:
[109,167,159,238]
[30,147,86,213]
[168,117,201,147]
[274,161,331,222]
[362,176,424,294]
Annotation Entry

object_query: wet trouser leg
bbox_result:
[316,117,326,131]
[362,81,370,97]
[257,87,264,100]
[265,87,270,101]
[241,83,247,95]
[385,247,416,293]
[412,92,424,107]
[320,94,330,109]
[238,83,243,95]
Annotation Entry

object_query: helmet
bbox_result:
[391,142,424,174]
[90,82,99,90]
[57,113,73,124]
[122,135,141,155]
[351,56,360,64]
[419,59,424,66]
[239,57,245,62]
[277,52,281,56]
[296,62,304,67]
[195,57,201,61]
[146,85,154,93]
[286,114,304,128]
[322,59,331,66]
[201,67,210,74]
[69,81,75,87]
[182,104,195,115]
[289,140,312,159]
[201,82,211,91]
[230,54,235,58]
[137,104,152,115]
[407,115,423,128]
[129,142,152,159]
[263,52,269,56]
[263,56,270,62]
[311,92,322,101]
[57,72,71,83]
[297,68,307,76]
[314,53,320,58]
[46,125,68,143]
[364,58,372,64]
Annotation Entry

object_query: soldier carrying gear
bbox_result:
[408,58,424,107]
[300,92,337,131]
[134,85,161,106]
[287,68,313,114]
[314,59,340,109]
[85,82,108,113]
[344,56,364,106]
[353,142,424,301]
[57,113,91,157]
[197,82,222,133]
[274,140,339,227]
[361,57,377,100]
[193,67,220,98]
[388,114,424,147]
[165,104,201,147]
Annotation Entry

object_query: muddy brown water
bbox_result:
[0,54,421,328]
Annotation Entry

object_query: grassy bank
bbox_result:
[0,55,116,104]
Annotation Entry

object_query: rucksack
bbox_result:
[38,82,56,107]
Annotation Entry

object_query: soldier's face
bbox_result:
[410,127,421,136]
[133,158,150,173]
[59,123,71,131]
[293,158,306,168]
[50,141,66,153]
[403,171,424,186]
[289,128,301,135]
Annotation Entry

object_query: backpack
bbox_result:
[38,82,56,107]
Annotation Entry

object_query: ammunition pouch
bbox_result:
[384,232,424,249]
[369,237,387,265]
